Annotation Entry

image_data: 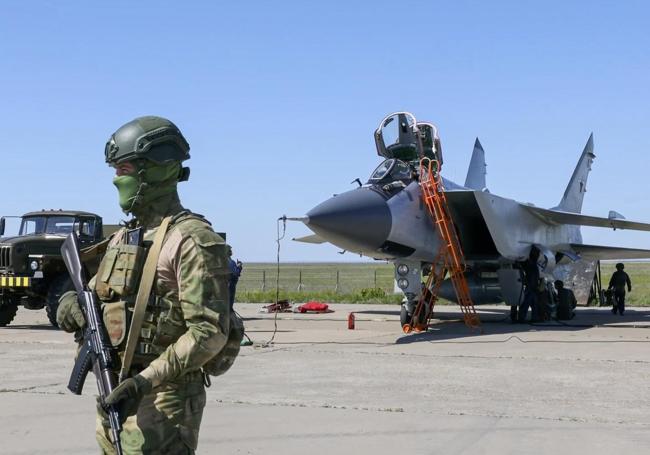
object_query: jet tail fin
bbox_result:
[555,134,595,213]
[464,138,487,190]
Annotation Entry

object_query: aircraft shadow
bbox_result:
[395,307,650,344]
[353,309,400,317]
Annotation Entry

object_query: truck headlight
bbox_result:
[397,264,409,276]
[397,278,409,289]
[30,260,39,271]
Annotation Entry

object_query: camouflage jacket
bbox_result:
[93,210,230,388]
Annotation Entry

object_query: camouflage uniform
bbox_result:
[94,197,230,454]
[58,116,230,455]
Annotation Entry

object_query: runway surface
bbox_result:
[2,303,650,454]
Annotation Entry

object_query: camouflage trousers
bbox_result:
[96,373,206,455]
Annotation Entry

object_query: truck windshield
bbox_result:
[19,216,77,236]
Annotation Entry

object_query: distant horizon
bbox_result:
[240,259,650,265]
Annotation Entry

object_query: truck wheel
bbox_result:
[46,276,74,328]
[0,298,19,327]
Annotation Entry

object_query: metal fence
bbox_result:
[237,263,395,294]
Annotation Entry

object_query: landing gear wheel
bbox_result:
[401,303,428,332]
[400,305,411,327]
[0,297,19,327]
[46,275,74,328]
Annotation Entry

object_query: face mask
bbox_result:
[112,162,182,214]
[113,174,140,212]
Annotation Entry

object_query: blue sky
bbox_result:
[1,1,648,261]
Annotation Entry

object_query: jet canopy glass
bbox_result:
[374,112,443,165]
[368,158,412,184]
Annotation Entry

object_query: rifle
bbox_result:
[61,232,124,455]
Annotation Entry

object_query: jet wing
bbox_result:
[525,206,650,232]
[293,234,327,244]
[570,243,650,260]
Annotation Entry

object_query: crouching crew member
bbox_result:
[554,280,577,320]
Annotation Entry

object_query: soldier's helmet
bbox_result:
[105,116,190,165]
[616,262,625,270]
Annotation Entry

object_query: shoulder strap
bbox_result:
[119,216,173,382]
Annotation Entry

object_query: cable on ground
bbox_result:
[258,216,287,348]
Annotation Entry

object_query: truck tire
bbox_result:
[46,275,74,328]
[0,298,19,327]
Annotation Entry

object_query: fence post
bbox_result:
[262,270,266,292]
[335,270,340,293]
[374,269,377,288]
[298,270,303,291]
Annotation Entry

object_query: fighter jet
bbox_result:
[294,112,650,327]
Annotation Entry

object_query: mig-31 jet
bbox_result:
[293,112,650,328]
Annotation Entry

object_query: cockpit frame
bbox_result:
[373,112,443,165]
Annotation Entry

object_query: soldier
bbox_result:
[227,246,242,311]
[517,247,541,323]
[608,262,632,315]
[554,280,577,320]
[57,116,231,454]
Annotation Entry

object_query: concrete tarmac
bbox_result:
[2,303,650,454]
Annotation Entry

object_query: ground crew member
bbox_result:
[57,116,230,454]
[554,280,577,320]
[227,246,242,310]
[608,262,632,315]
[517,247,541,323]
[536,279,553,322]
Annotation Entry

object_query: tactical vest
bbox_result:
[92,211,243,378]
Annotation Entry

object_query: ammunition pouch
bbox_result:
[93,240,148,349]
[95,243,147,301]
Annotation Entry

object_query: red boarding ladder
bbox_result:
[403,158,481,333]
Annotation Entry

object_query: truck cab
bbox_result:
[0,210,106,327]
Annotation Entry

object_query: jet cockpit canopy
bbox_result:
[374,112,443,166]
[368,158,412,184]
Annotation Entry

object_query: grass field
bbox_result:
[236,261,650,306]
[237,262,402,304]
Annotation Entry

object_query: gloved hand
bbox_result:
[56,290,86,332]
[105,375,152,422]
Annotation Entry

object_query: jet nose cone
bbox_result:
[306,188,392,252]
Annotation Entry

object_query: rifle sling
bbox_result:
[119,216,172,382]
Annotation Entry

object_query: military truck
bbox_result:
[0,210,116,327]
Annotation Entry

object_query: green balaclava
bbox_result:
[113,161,182,214]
